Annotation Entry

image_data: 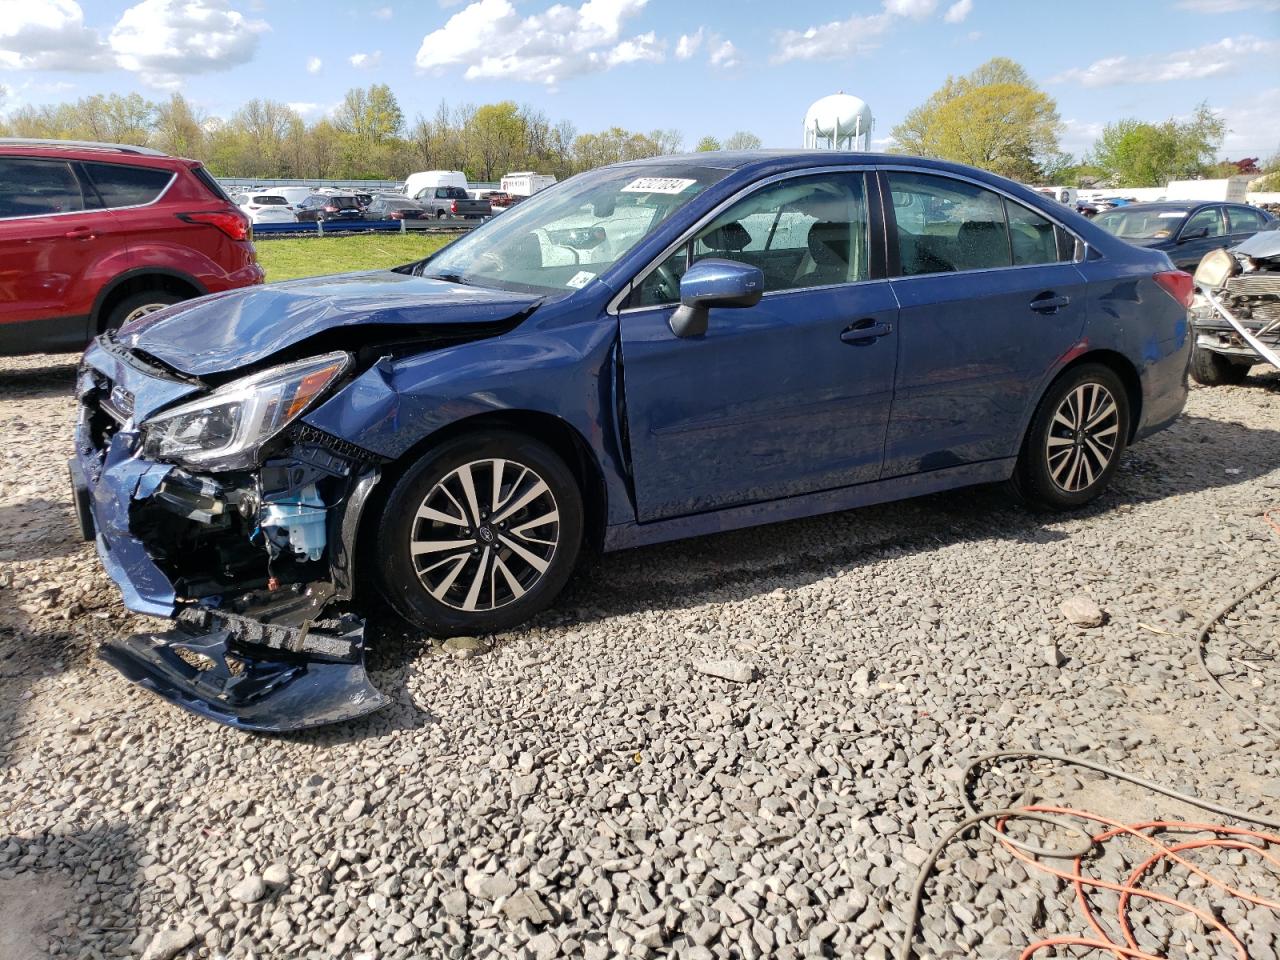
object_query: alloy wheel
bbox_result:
[123,303,171,324]
[409,458,560,612]
[1044,382,1121,493]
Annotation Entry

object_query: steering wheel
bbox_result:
[651,261,682,304]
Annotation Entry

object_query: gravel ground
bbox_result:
[1,352,1279,960]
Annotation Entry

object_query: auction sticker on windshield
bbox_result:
[621,177,698,195]
[566,271,596,289]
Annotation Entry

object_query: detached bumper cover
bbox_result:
[98,608,389,733]
[75,337,391,732]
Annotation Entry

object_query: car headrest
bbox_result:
[807,221,850,265]
[701,221,752,252]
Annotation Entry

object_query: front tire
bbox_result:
[1013,363,1130,510]
[374,431,583,636]
[1189,345,1249,386]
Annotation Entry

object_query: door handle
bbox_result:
[1029,293,1070,314]
[840,319,893,345]
[64,226,95,240]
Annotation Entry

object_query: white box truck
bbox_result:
[404,170,469,201]
[501,172,557,198]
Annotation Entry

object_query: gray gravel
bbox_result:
[1,353,1279,959]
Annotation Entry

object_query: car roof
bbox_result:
[0,139,189,168]
[1097,201,1205,213]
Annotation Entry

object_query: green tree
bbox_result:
[152,93,205,158]
[334,84,404,143]
[1092,103,1226,187]
[724,131,762,150]
[891,57,1062,182]
[695,135,721,152]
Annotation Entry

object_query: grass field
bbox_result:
[254,233,454,282]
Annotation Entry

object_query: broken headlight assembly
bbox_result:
[141,352,351,471]
[1193,247,1240,290]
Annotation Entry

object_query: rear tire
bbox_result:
[373,431,583,636]
[1189,345,1250,386]
[1012,363,1131,511]
[103,290,182,333]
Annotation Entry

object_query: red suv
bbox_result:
[0,139,264,355]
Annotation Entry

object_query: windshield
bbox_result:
[418,164,732,294]
[1095,208,1189,240]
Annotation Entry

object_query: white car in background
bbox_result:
[235,193,298,224]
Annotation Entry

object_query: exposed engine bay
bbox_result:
[72,340,392,731]
[1192,229,1280,371]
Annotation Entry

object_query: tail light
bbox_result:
[179,211,251,242]
[1153,270,1194,309]
[450,200,458,214]
[324,204,339,213]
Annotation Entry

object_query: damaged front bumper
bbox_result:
[72,337,390,731]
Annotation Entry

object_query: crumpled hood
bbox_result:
[119,270,541,377]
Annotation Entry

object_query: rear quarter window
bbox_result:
[80,162,175,208]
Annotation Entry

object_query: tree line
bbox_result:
[0,84,760,182]
[1,65,1270,188]
[890,57,1273,188]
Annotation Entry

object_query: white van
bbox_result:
[404,170,469,202]
[501,172,557,198]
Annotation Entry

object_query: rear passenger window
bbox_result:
[81,162,173,208]
[888,172,1010,275]
[1228,206,1265,234]
[0,158,87,218]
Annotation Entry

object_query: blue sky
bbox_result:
[2,0,1278,161]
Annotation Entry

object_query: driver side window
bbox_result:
[626,172,869,308]
[1182,207,1224,239]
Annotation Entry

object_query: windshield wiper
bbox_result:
[428,272,472,286]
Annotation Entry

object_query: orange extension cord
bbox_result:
[898,508,1280,960]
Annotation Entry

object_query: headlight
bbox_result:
[142,352,350,470]
[1193,247,1239,290]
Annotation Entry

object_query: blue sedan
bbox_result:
[72,152,1194,729]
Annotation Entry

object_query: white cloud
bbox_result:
[306,55,322,73]
[773,0,957,63]
[884,0,936,18]
[109,0,268,87]
[1176,0,1280,11]
[1052,35,1278,87]
[675,26,703,60]
[944,0,973,23]
[709,38,738,68]
[287,101,320,115]
[415,0,664,87]
[372,5,392,18]
[349,50,382,68]
[773,11,891,63]
[1060,117,1105,157]
[0,0,112,71]
[606,30,662,66]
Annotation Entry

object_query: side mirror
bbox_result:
[669,259,764,338]
[1179,227,1210,243]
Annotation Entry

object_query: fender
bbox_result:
[302,305,637,528]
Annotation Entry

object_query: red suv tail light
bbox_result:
[1153,270,1194,309]
[450,200,458,214]
[324,204,339,213]
[179,211,251,242]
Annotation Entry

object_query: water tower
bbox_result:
[803,93,874,151]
